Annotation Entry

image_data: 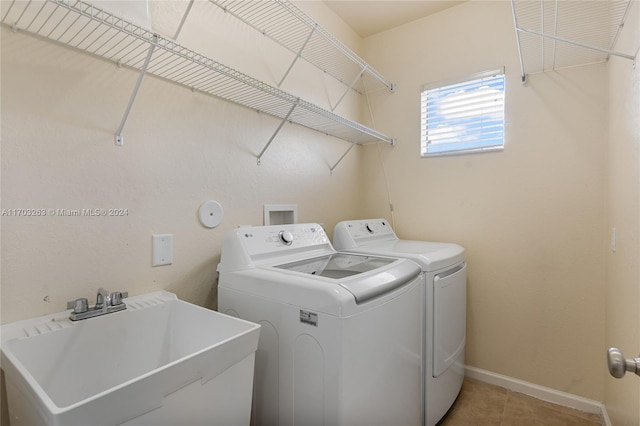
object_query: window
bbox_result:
[421,68,505,157]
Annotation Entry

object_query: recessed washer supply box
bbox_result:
[1,291,260,426]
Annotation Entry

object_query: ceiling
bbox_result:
[322,1,466,38]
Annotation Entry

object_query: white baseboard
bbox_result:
[464,366,610,425]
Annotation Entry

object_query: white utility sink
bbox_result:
[1,291,260,426]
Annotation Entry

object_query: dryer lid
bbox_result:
[333,219,464,271]
[351,240,464,272]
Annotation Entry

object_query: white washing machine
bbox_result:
[217,223,424,426]
[333,219,466,426]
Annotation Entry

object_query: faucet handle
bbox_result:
[72,298,89,314]
[111,292,123,306]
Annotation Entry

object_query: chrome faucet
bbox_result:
[95,287,111,313]
[68,288,128,321]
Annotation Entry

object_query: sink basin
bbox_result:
[1,291,260,426]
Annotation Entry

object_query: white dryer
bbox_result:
[333,219,466,426]
[217,223,424,426]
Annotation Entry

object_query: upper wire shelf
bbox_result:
[511,0,638,83]
[1,0,394,153]
[209,0,395,111]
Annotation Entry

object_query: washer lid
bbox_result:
[350,240,464,272]
[274,253,394,278]
[274,253,421,304]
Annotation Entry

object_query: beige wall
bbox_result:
[2,0,639,419]
[605,1,640,424]
[360,1,608,401]
[0,0,364,325]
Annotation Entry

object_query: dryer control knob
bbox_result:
[279,230,294,245]
[366,224,374,233]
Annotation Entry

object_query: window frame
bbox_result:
[420,67,506,158]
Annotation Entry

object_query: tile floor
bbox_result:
[437,378,603,426]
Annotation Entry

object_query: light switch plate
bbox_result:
[152,234,173,266]
[611,227,616,252]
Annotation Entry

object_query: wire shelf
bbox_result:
[511,0,637,82]
[209,0,395,106]
[1,0,394,148]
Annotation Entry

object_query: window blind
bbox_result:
[421,70,505,156]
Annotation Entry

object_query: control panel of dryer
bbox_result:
[333,219,397,249]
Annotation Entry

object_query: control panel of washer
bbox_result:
[238,223,331,257]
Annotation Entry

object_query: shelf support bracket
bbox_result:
[510,0,527,85]
[115,35,157,146]
[257,101,298,165]
[517,27,637,61]
[329,143,355,174]
[515,26,637,63]
[278,26,316,88]
[331,66,367,112]
[173,0,195,40]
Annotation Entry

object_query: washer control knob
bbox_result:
[365,224,374,233]
[279,230,294,245]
